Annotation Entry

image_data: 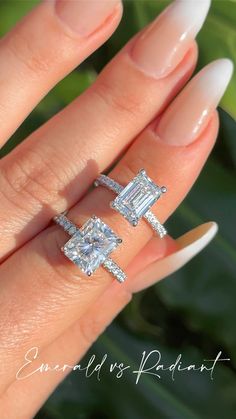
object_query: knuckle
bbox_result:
[5,29,52,75]
[118,153,148,183]
[1,147,67,211]
[93,77,140,120]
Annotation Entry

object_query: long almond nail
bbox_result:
[130,222,218,293]
[55,0,120,36]
[131,0,210,78]
[157,59,233,145]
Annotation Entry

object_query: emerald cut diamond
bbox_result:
[111,169,166,226]
[62,216,122,276]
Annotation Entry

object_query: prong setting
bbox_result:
[54,213,125,282]
[139,168,146,176]
[61,216,123,278]
[110,170,164,226]
[95,170,167,239]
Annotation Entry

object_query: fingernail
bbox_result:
[130,222,218,293]
[131,0,210,78]
[55,0,120,36]
[157,59,233,145]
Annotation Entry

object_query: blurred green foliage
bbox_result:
[0,1,235,418]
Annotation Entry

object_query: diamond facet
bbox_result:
[111,170,163,226]
[62,216,121,275]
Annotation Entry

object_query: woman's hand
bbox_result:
[0,0,232,416]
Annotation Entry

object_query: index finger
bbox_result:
[0,0,122,145]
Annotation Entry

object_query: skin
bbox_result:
[0,1,229,417]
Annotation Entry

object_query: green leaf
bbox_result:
[197,1,236,117]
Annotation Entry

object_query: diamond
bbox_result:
[144,210,167,237]
[111,169,164,226]
[68,226,77,235]
[103,258,126,283]
[62,216,121,276]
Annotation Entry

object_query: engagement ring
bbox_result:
[95,169,167,238]
[53,214,126,283]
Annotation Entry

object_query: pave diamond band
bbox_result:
[94,170,167,238]
[54,213,79,236]
[53,214,126,283]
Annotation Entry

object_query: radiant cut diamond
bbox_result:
[62,216,121,276]
[111,169,165,226]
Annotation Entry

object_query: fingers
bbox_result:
[110,59,233,217]
[0,61,226,393]
[0,0,209,259]
[131,0,210,78]
[0,223,217,417]
[157,59,234,145]
[0,0,122,146]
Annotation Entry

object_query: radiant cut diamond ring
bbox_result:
[53,214,126,283]
[94,169,167,238]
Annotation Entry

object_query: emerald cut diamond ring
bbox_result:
[94,169,167,238]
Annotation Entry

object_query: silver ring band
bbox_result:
[54,213,126,283]
[94,172,167,238]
